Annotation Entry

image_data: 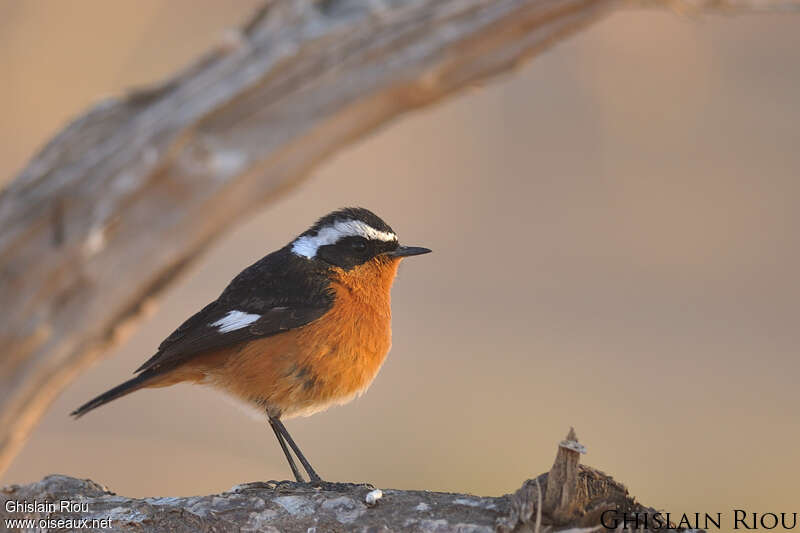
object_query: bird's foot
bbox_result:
[231,479,375,494]
[309,480,375,492]
[228,480,309,493]
[270,479,314,492]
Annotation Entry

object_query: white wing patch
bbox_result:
[291,219,396,259]
[211,310,260,333]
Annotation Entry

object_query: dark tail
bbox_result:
[70,372,154,418]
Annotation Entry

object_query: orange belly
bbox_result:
[201,257,400,418]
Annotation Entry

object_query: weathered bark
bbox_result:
[1,431,685,532]
[1,0,798,478]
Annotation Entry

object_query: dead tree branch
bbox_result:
[1,431,685,532]
[1,0,797,478]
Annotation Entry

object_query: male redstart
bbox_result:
[72,207,430,482]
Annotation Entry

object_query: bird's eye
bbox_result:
[350,239,368,252]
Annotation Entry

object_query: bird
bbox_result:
[71,207,431,483]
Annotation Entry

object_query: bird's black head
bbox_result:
[290,207,430,270]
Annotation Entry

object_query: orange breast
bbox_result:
[206,256,401,418]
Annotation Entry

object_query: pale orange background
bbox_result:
[2,1,799,524]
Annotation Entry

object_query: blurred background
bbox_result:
[2,0,799,520]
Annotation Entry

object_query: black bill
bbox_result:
[386,245,432,257]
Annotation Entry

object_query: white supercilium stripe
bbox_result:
[211,310,260,333]
[291,219,397,259]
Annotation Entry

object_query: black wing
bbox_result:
[135,248,333,374]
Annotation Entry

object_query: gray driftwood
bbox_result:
[1,431,684,532]
[1,0,798,481]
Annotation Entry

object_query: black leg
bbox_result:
[269,418,304,482]
[271,417,322,483]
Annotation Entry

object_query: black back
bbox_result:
[135,247,334,374]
